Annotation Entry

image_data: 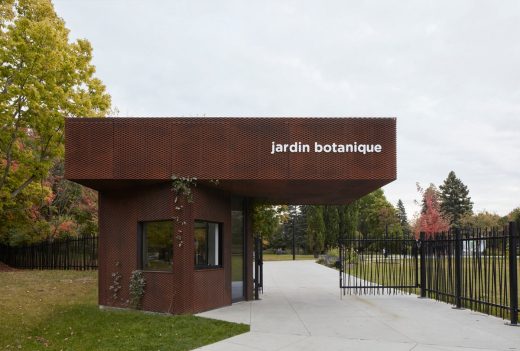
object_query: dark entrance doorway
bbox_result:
[231,197,246,301]
[253,236,263,300]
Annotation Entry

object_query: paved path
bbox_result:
[196,260,520,350]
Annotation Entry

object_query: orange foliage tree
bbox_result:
[414,183,449,238]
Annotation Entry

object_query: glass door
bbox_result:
[231,197,245,301]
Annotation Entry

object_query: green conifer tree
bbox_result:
[396,199,410,236]
[323,205,339,249]
[439,171,473,227]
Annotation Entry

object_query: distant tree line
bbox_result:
[257,170,520,255]
[255,188,412,256]
[415,170,519,237]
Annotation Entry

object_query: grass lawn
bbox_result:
[0,270,249,351]
[342,256,418,289]
[263,254,316,261]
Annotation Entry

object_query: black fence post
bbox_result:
[83,236,86,270]
[339,241,343,289]
[454,228,462,309]
[260,239,263,294]
[292,220,296,261]
[93,235,98,269]
[419,232,426,298]
[414,237,419,289]
[66,239,70,270]
[508,221,518,326]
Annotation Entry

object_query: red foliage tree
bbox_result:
[414,184,450,238]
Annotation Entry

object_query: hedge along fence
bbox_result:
[0,235,98,270]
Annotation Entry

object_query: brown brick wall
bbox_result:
[98,183,236,314]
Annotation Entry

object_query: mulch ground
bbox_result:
[0,261,17,272]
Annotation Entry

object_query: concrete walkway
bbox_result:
[196,260,520,351]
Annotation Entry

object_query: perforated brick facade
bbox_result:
[65,117,396,314]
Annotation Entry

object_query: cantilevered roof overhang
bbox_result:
[64,117,396,204]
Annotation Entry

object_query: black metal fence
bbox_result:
[420,223,518,323]
[339,231,419,295]
[0,235,98,270]
[339,222,519,325]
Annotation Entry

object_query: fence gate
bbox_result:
[339,232,419,295]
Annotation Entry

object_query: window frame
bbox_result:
[138,220,174,272]
[194,219,223,270]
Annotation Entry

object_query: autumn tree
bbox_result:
[0,0,111,244]
[439,171,473,228]
[42,161,98,238]
[414,183,449,237]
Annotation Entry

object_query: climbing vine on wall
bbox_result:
[129,270,146,309]
[171,175,197,247]
[171,175,197,203]
[109,261,124,305]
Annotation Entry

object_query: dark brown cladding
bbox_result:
[65,117,396,204]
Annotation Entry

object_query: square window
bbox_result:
[140,221,173,271]
[194,221,222,268]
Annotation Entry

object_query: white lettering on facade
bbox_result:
[270,141,383,155]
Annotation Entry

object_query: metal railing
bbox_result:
[420,223,518,324]
[340,222,519,325]
[339,231,419,295]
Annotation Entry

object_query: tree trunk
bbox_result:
[10,175,35,198]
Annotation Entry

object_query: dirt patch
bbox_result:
[0,261,17,272]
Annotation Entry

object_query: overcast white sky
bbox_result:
[53,1,520,219]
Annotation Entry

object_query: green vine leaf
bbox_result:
[129,270,146,309]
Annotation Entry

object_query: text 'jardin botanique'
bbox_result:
[270,141,382,155]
